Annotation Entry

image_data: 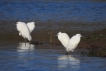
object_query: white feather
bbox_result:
[66,34,81,52]
[16,21,32,41]
[57,32,81,52]
[27,22,35,33]
[57,32,70,48]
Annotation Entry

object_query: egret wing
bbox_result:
[16,22,32,41]
[67,34,81,52]
[69,34,80,45]
[27,22,35,33]
[58,33,70,48]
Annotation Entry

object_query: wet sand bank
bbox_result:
[0,28,106,47]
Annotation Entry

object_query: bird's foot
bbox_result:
[66,52,69,55]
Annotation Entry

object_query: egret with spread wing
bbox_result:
[57,32,81,55]
[16,21,35,43]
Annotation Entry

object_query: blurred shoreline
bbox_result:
[0,20,106,33]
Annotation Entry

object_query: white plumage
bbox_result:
[57,32,81,55]
[27,22,35,33]
[16,21,35,41]
[66,34,81,52]
[57,32,70,48]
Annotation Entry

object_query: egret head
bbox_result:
[56,32,62,36]
[16,21,20,25]
[76,34,82,37]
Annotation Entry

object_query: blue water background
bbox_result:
[0,0,106,22]
[0,0,106,32]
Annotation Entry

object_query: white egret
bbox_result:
[57,32,81,55]
[16,21,35,43]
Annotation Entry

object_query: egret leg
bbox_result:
[24,38,26,46]
[66,52,69,55]
[72,52,75,57]
[29,43,31,52]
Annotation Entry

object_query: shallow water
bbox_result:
[0,42,106,71]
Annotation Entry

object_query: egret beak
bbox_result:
[55,34,58,36]
[81,35,82,37]
[82,36,86,39]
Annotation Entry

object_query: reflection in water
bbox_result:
[0,43,106,71]
[17,42,35,52]
[16,42,35,69]
[58,55,80,71]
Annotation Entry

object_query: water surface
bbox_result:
[0,42,106,71]
[0,0,106,32]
